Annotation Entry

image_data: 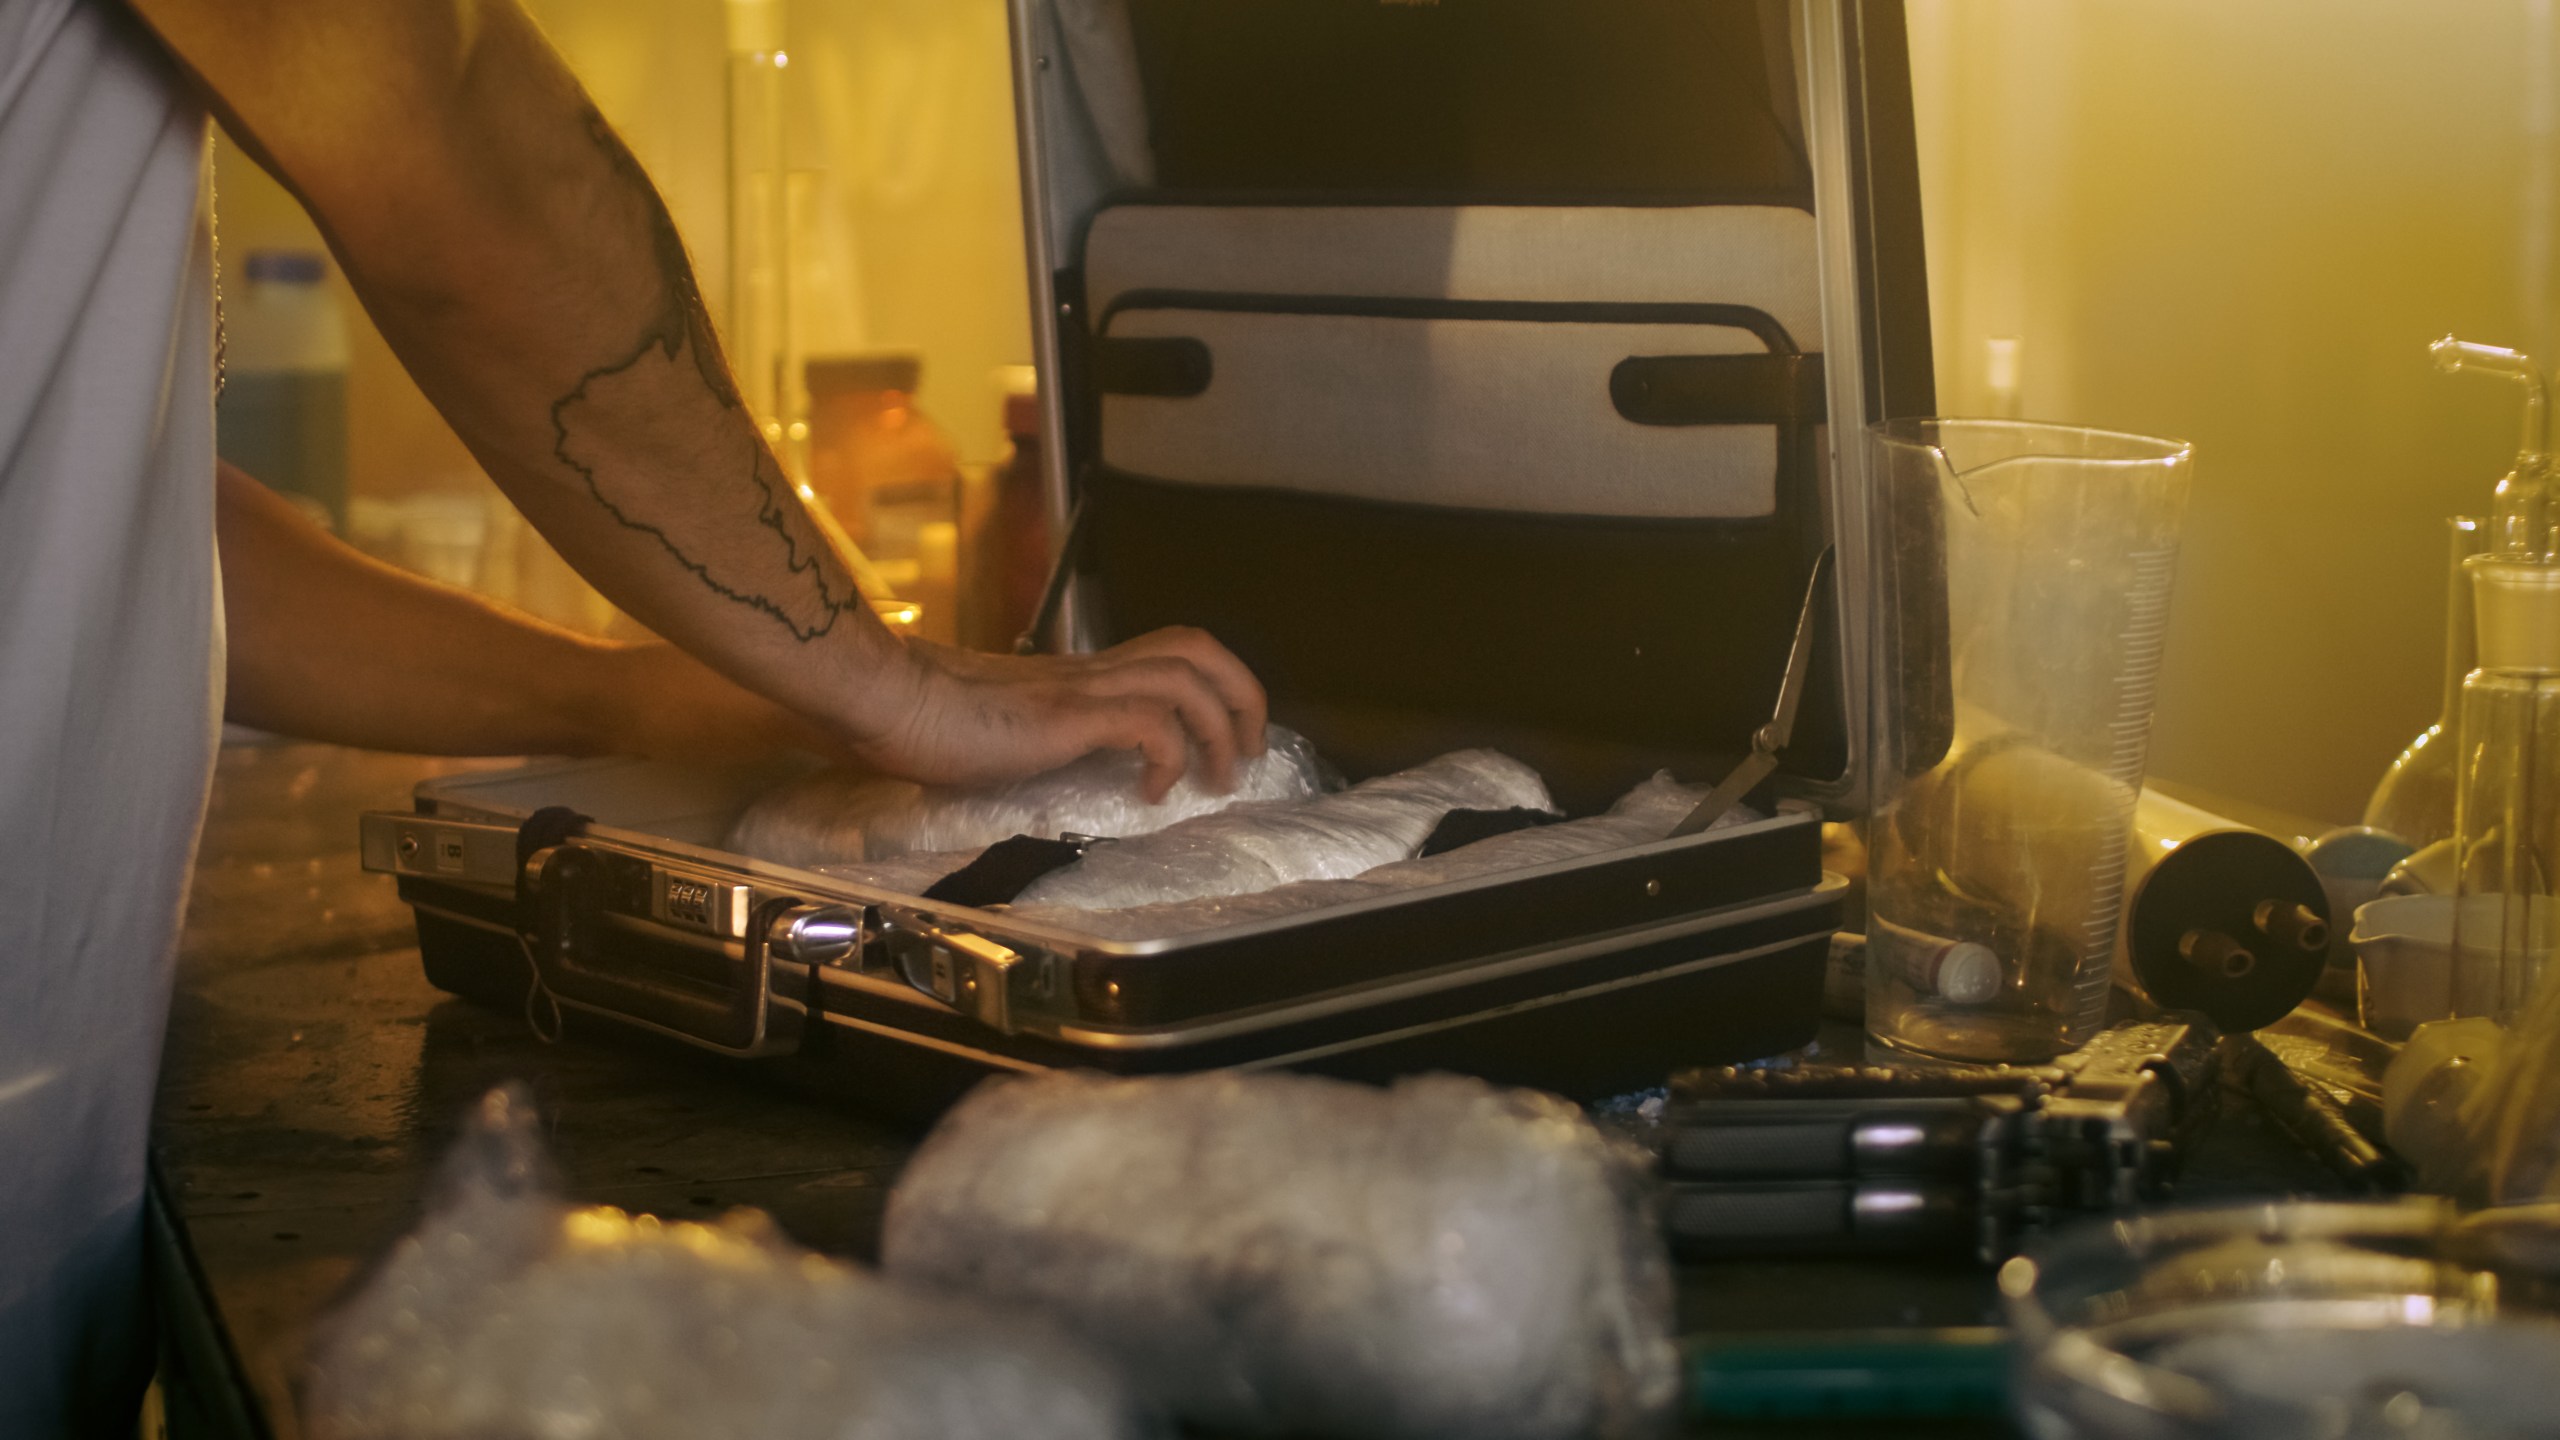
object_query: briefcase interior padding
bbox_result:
[1086,204,1818,519]
[1069,203,1838,812]
[1017,0,1937,815]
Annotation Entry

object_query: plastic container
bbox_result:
[962,370,1051,652]
[217,248,349,527]
[2351,893,2462,1038]
[804,353,963,641]
[2303,826,2416,999]
[1864,419,2193,1063]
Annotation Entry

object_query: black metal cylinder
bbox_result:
[2124,821,2331,1033]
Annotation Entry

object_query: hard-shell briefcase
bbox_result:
[359,0,1936,1121]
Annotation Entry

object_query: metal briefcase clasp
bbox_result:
[877,910,1030,1035]
[519,841,801,1059]
[359,810,806,1060]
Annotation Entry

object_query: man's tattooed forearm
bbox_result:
[548,107,859,643]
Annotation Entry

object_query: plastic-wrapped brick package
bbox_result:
[303,1085,1159,1440]
[725,724,1329,867]
[880,1070,1681,1440]
[1011,748,1553,911]
[1007,769,1749,941]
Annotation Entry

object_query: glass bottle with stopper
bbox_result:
[2439,336,2560,1024]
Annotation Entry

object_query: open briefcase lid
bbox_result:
[1007,0,1934,816]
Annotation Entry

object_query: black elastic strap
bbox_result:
[923,835,1090,907]
[1419,806,1563,858]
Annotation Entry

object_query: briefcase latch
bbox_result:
[884,917,1027,1034]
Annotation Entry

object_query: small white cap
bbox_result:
[1935,942,2003,1005]
[2471,555,2560,674]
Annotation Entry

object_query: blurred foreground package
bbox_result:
[302,1085,1155,1440]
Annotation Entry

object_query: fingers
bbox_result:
[1082,655,1238,793]
[1080,696,1191,803]
[1108,627,1269,758]
[861,630,1266,799]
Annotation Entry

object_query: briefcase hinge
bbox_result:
[359,811,520,887]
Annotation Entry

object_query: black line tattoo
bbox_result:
[548,108,858,643]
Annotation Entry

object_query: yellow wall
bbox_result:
[1908,0,2560,824]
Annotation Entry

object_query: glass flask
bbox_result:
[2362,516,2484,846]
[2434,336,2560,1025]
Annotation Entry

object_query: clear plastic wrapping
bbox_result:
[725,725,1329,867]
[810,748,1562,907]
[303,1086,1157,1440]
[880,1070,1680,1440]
[2386,975,2560,1203]
[1004,770,1746,941]
[1011,748,1552,911]
[2467,969,2560,1202]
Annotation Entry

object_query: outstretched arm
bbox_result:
[216,462,825,760]
[133,0,1263,797]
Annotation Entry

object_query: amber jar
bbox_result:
[804,353,961,642]
[961,381,1051,651]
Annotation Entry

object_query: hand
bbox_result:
[850,627,1270,801]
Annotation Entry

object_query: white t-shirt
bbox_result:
[0,0,219,1430]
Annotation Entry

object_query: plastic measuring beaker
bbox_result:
[1864,419,2193,1063]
